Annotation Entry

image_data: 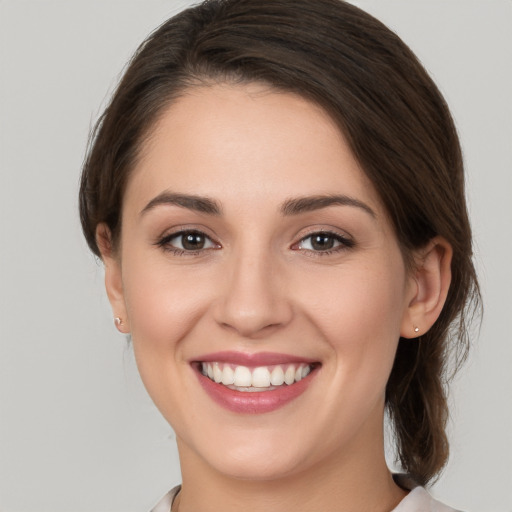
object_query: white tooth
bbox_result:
[301,365,311,378]
[221,365,235,385]
[234,366,252,387]
[284,365,296,385]
[207,363,214,380]
[295,366,303,382]
[201,363,207,376]
[252,367,271,387]
[270,366,285,386]
[213,363,223,383]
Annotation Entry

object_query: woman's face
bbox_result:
[108,83,418,480]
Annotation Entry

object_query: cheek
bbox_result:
[121,249,216,361]
[301,261,406,337]
[298,259,407,386]
[119,253,220,426]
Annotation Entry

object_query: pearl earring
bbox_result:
[414,326,420,333]
[114,317,123,327]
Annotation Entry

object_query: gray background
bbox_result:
[0,1,510,511]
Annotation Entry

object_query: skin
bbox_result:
[98,83,452,512]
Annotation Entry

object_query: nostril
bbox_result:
[212,265,294,338]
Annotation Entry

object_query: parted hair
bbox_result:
[79,0,480,485]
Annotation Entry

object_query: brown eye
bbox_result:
[310,234,335,250]
[296,231,354,253]
[158,230,218,253]
[182,232,206,250]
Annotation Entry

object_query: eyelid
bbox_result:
[155,227,221,254]
[291,228,355,253]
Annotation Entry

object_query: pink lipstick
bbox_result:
[192,351,319,414]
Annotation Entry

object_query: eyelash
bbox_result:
[155,230,354,256]
[155,230,220,256]
[292,230,355,256]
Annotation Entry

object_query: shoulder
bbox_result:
[149,481,463,512]
[149,485,181,512]
[393,487,463,512]
[392,475,463,512]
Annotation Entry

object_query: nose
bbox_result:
[213,248,293,338]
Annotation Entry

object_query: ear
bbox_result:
[96,223,130,334]
[400,236,452,339]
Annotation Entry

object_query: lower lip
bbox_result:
[196,368,316,414]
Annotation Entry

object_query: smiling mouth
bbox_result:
[199,362,315,392]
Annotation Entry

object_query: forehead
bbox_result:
[126,82,383,216]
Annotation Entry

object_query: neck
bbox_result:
[175,416,407,512]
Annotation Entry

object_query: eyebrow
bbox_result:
[140,191,375,218]
[140,192,222,216]
[281,195,376,218]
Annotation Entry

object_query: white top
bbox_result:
[150,480,461,512]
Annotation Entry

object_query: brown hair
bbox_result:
[79,0,480,485]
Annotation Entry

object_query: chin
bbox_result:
[211,453,305,482]
[192,431,317,482]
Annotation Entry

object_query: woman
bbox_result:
[79,0,480,510]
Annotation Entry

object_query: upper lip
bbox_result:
[192,351,317,367]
